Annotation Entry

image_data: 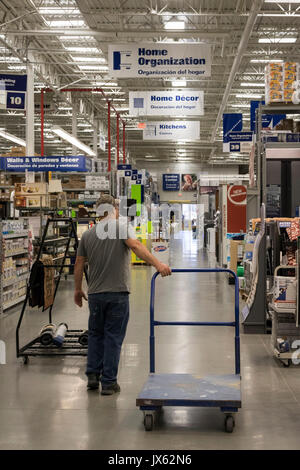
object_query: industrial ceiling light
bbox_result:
[46,20,86,27]
[264,0,300,3]
[240,82,265,87]
[250,59,283,63]
[52,126,96,157]
[65,47,99,53]
[164,21,185,30]
[172,79,186,87]
[236,93,263,98]
[39,8,81,15]
[230,104,251,108]
[59,35,94,41]
[0,130,26,147]
[79,65,108,71]
[258,37,297,43]
[71,56,106,63]
[8,64,26,70]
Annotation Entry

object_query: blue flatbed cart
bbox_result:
[136,268,241,433]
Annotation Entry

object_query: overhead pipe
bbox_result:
[116,114,120,166]
[123,122,126,164]
[40,87,127,169]
[210,0,264,143]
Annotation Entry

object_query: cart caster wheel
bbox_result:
[283,359,292,368]
[224,415,235,433]
[23,356,29,365]
[144,414,153,431]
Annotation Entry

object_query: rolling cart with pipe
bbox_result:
[136,268,241,433]
[16,217,88,364]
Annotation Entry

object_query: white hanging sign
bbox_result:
[129,90,204,116]
[108,43,211,79]
[99,134,106,152]
[143,121,200,141]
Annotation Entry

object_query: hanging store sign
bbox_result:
[0,156,92,172]
[129,90,204,116]
[223,113,253,152]
[162,174,180,191]
[0,74,27,110]
[99,134,106,152]
[225,132,254,153]
[250,100,285,133]
[143,121,200,140]
[108,43,211,79]
[223,113,243,143]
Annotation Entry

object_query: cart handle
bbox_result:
[149,268,240,375]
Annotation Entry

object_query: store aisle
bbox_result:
[1,235,300,450]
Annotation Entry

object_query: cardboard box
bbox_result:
[274,276,297,309]
[15,182,48,196]
[229,240,244,273]
[26,195,50,208]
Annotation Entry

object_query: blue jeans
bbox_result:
[86,292,129,385]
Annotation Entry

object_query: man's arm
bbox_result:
[125,238,171,277]
[74,255,88,307]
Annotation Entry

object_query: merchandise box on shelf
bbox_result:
[229,240,244,274]
[15,182,48,196]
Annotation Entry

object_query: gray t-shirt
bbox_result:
[77,218,135,294]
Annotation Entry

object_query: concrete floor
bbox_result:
[0,231,300,450]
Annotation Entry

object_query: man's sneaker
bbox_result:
[101,382,121,395]
[87,373,100,390]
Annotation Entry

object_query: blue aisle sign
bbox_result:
[223,114,254,152]
[162,174,180,191]
[0,74,27,110]
[250,100,285,133]
[223,113,243,143]
[117,164,132,170]
[228,132,253,153]
[0,156,92,172]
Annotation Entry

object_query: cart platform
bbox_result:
[137,373,241,409]
[137,268,242,432]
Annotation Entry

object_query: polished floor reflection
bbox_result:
[0,231,300,449]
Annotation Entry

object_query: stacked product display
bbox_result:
[265,61,299,105]
[0,219,32,313]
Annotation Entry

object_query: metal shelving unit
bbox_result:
[0,220,31,315]
[256,103,300,212]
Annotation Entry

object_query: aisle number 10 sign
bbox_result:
[0,74,27,110]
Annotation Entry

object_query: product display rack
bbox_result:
[256,103,300,213]
[0,220,32,314]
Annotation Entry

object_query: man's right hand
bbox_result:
[157,263,172,277]
[74,289,87,307]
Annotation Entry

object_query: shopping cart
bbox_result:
[136,268,241,433]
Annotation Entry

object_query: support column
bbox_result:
[72,97,78,155]
[40,89,44,156]
[93,116,98,172]
[117,114,120,166]
[26,51,35,156]
[108,101,111,172]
